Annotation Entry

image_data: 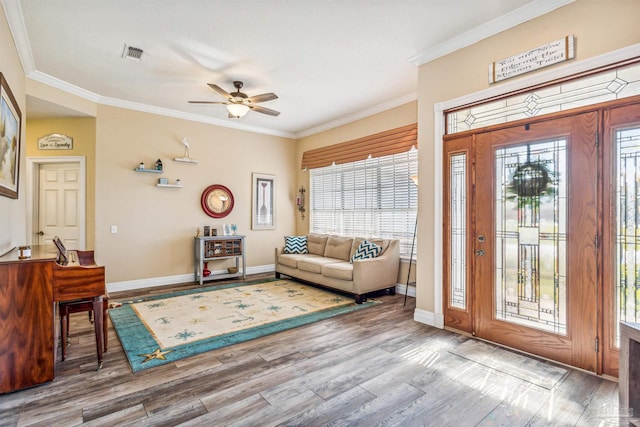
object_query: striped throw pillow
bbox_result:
[350,240,382,263]
[283,236,309,254]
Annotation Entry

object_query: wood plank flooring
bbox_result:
[0,275,621,426]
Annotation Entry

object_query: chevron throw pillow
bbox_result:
[283,235,308,254]
[351,240,382,263]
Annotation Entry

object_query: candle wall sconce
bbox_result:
[296,186,306,220]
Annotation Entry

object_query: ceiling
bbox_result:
[5,0,572,138]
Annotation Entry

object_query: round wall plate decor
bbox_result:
[201,184,234,218]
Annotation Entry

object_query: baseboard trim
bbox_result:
[395,283,415,298]
[414,308,444,329]
[107,264,275,293]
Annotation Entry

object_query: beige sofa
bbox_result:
[275,234,400,303]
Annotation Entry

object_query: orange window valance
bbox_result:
[301,123,417,170]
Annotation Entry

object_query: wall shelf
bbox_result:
[173,157,198,164]
[157,183,182,188]
[134,168,163,173]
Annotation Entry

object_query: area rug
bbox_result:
[109,279,379,372]
[449,339,568,389]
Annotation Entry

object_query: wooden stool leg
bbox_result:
[103,304,108,352]
[92,297,104,370]
[60,305,68,361]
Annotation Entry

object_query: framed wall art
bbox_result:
[252,173,275,230]
[0,73,21,199]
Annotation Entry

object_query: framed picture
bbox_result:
[223,224,237,236]
[0,73,21,199]
[252,173,275,230]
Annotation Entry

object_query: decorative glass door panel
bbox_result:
[614,127,640,336]
[494,140,567,335]
[443,135,473,332]
[603,102,640,376]
[474,113,598,371]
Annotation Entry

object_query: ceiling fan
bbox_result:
[189,81,280,118]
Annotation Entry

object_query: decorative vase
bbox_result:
[202,262,211,277]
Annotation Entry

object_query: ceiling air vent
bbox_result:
[122,45,144,61]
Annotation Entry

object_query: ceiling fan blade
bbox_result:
[249,104,281,116]
[188,101,228,104]
[207,83,233,100]
[247,93,278,104]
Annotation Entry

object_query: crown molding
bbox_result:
[295,91,417,139]
[408,0,575,66]
[28,70,102,103]
[2,0,35,74]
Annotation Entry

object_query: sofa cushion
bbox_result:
[350,237,388,259]
[298,257,343,274]
[322,262,353,281]
[324,235,354,261]
[278,253,319,268]
[351,240,383,263]
[283,235,308,254]
[307,233,328,255]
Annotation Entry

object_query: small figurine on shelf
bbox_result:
[176,178,181,186]
[155,159,163,171]
[137,162,144,171]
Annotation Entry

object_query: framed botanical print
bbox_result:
[0,73,21,199]
[252,173,275,230]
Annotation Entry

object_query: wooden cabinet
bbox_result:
[619,321,640,424]
[0,248,56,394]
[194,236,246,285]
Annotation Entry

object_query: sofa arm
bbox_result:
[352,240,400,294]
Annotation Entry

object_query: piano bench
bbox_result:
[59,296,109,362]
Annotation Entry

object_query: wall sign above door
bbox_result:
[38,133,73,150]
[489,35,575,83]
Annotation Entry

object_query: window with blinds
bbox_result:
[309,148,418,257]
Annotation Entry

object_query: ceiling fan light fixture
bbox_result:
[227,103,250,118]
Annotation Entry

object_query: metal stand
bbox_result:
[404,216,417,306]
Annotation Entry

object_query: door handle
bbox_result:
[38,231,44,236]
[475,249,485,256]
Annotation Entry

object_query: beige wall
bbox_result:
[95,105,296,283]
[416,0,640,313]
[25,118,97,248]
[0,9,26,254]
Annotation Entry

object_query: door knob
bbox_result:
[38,231,44,236]
[475,249,485,256]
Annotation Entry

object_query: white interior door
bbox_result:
[37,162,82,249]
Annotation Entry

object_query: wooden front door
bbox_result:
[444,112,599,372]
[474,112,599,372]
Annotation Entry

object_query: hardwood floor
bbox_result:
[0,275,621,426]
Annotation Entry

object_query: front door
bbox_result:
[473,113,598,371]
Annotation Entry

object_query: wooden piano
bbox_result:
[0,241,105,394]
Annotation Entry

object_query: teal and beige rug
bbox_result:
[109,279,379,372]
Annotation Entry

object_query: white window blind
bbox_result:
[310,148,418,257]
